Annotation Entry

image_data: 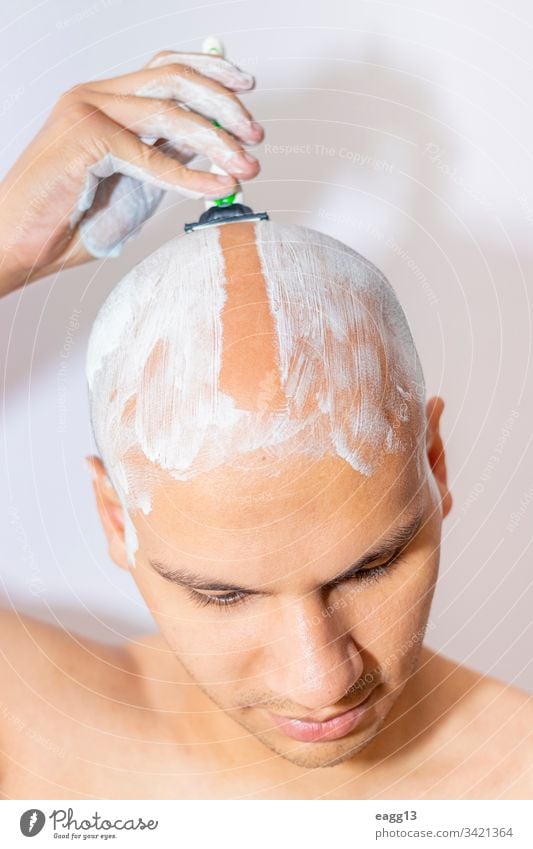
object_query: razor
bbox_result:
[184,35,269,233]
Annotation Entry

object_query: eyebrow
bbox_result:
[148,506,426,595]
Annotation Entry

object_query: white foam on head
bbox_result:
[254,225,424,472]
[86,221,426,565]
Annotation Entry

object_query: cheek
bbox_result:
[356,558,439,661]
[171,620,258,692]
[146,593,267,684]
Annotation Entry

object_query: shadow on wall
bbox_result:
[250,37,461,256]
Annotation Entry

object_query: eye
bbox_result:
[187,588,249,609]
[330,550,407,589]
[351,550,407,581]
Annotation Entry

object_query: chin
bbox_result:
[252,722,384,770]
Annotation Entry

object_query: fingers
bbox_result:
[145,49,255,92]
[73,107,241,200]
[79,64,263,146]
[72,91,260,181]
[108,129,240,200]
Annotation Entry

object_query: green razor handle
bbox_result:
[211,119,237,207]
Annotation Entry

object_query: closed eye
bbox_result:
[186,550,407,611]
[328,550,407,589]
[186,587,249,609]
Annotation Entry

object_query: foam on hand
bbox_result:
[73,152,204,258]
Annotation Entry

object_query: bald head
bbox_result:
[86,220,426,538]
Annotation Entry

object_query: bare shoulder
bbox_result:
[427,650,533,797]
[0,608,148,797]
[436,650,532,729]
[0,607,135,739]
[0,608,65,694]
[0,605,136,690]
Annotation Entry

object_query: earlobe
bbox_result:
[84,455,131,571]
[424,397,453,518]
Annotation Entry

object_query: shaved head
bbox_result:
[86,220,426,561]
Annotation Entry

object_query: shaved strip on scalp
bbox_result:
[218,222,286,412]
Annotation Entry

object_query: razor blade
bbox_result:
[184,203,269,233]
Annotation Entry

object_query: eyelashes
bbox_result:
[328,551,405,589]
[186,588,248,610]
[186,551,407,611]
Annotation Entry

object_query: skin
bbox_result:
[1,53,532,801]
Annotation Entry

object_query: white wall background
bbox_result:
[1,0,532,690]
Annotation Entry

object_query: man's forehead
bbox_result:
[135,450,425,546]
[136,457,428,593]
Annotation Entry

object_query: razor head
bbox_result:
[184,203,269,233]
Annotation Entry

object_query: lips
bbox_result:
[266,691,374,743]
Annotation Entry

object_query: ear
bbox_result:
[85,455,132,571]
[425,396,453,519]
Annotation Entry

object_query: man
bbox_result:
[0,52,531,801]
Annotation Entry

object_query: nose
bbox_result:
[265,594,364,713]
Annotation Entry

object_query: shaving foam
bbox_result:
[86,221,425,564]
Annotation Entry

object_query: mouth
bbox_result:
[265,689,375,743]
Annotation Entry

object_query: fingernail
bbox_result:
[227,151,258,174]
[234,76,254,90]
[206,178,240,199]
[237,120,263,141]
